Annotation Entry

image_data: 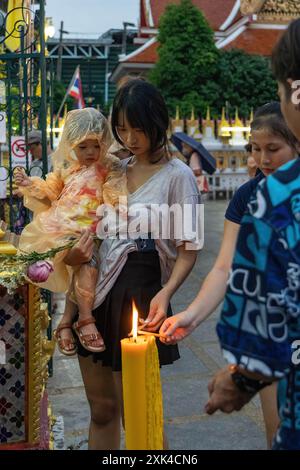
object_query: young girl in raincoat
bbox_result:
[15,108,127,356]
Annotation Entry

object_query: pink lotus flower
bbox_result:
[27,261,53,283]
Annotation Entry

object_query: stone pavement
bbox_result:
[48,200,266,450]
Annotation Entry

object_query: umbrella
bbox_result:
[171,132,216,175]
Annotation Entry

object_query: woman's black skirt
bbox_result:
[76,251,180,371]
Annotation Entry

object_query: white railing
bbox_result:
[207,170,249,200]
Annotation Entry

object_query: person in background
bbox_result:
[27,130,52,177]
[182,142,209,197]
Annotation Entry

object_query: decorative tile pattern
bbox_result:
[0,286,27,443]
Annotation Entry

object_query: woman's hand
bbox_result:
[141,287,172,333]
[159,309,197,344]
[14,168,31,187]
[63,230,94,266]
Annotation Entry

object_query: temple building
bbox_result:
[110,0,300,82]
[110,1,300,198]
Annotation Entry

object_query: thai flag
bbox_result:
[68,66,85,109]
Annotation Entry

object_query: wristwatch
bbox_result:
[229,364,272,395]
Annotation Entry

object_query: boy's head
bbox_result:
[272,19,300,140]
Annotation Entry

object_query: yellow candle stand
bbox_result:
[121,330,163,450]
[0,225,56,449]
[0,227,18,255]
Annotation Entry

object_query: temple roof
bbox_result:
[259,0,300,22]
[241,0,300,23]
[240,0,300,22]
[110,0,296,83]
[122,37,158,63]
[110,38,158,82]
[221,27,283,55]
[146,0,241,31]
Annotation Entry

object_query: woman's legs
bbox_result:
[259,382,279,449]
[78,355,121,450]
[112,372,124,427]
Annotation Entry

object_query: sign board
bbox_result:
[0,166,7,199]
[0,112,6,143]
[0,80,6,105]
[11,136,31,169]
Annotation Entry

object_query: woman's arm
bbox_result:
[159,220,240,341]
[143,244,197,332]
[164,245,198,297]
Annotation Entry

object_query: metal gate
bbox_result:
[0,0,53,233]
[0,0,55,376]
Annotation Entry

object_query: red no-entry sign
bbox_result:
[11,136,31,168]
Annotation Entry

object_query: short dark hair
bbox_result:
[251,102,299,151]
[272,19,300,92]
[111,78,169,162]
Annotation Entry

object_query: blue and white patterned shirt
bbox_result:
[217,158,300,450]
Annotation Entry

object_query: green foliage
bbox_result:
[210,49,278,118]
[149,0,219,115]
[149,0,278,119]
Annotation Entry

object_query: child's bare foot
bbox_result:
[53,323,77,356]
[73,317,105,353]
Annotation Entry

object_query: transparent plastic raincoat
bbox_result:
[18,108,127,292]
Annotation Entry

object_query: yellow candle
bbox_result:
[0,229,5,239]
[0,241,18,255]
[121,302,163,450]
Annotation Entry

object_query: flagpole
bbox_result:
[55,66,79,125]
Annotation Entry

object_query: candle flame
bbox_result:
[132,300,138,340]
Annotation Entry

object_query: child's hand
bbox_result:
[14,168,31,187]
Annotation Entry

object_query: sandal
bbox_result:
[73,317,106,353]
[53,322,77,356]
